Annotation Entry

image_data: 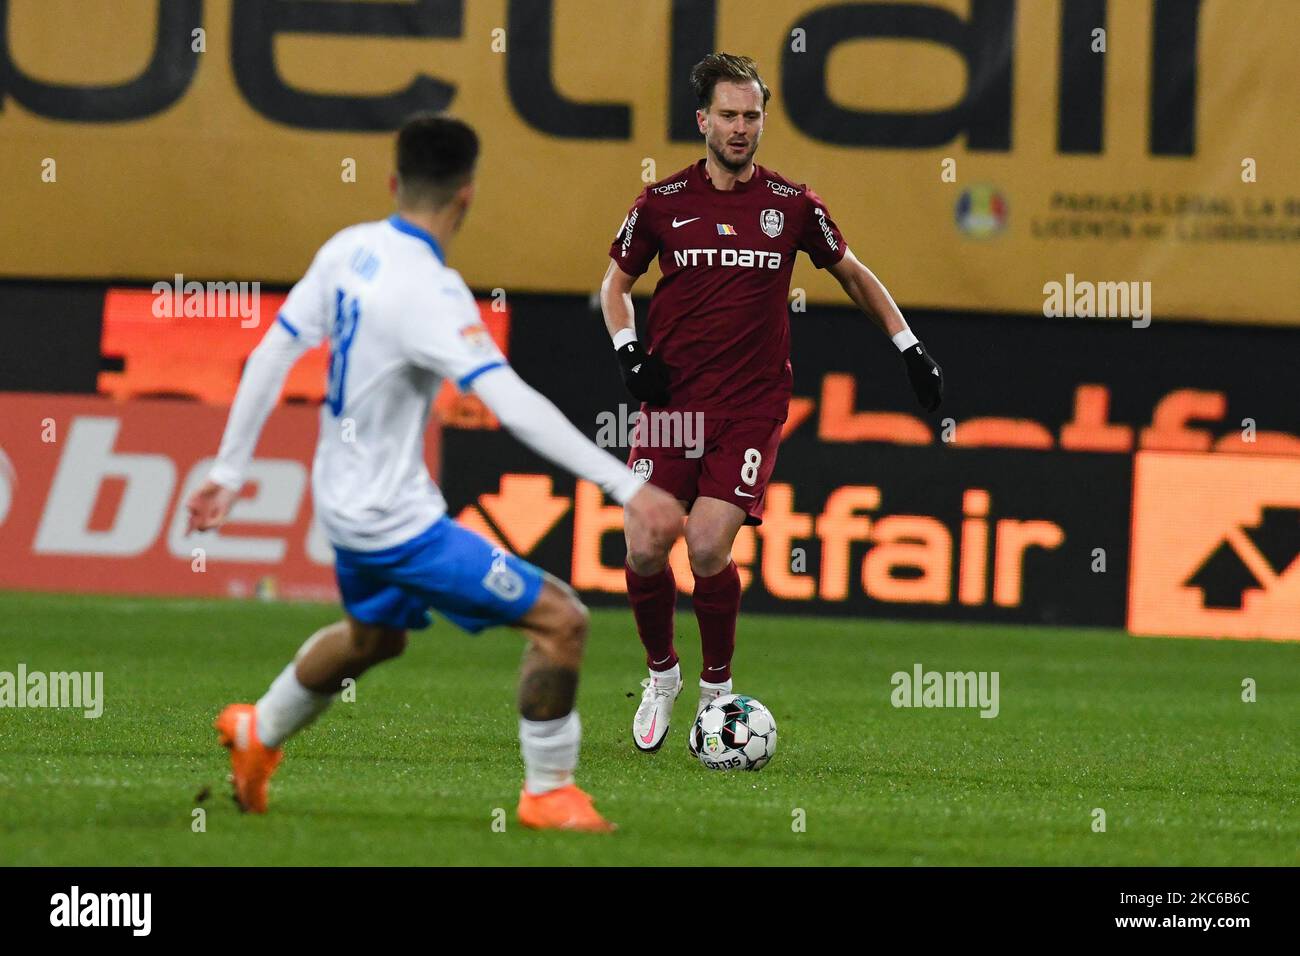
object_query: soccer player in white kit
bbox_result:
[186,115,683,833]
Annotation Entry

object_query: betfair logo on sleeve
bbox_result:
[618,209,639,257]
[813,207,838,252]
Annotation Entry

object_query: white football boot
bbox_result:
[688,677,733,752]
[632,663,681,752]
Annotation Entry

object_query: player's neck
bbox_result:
[703,154,755,191]
[393,207,457,258]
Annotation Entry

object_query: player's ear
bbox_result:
[696,108,708,135]
[389,173,398,198]
[452,180,476,227]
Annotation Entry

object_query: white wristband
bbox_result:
[612,327,638,351]
[891,328,919,352]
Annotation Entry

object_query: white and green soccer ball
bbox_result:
[688,694,777,771]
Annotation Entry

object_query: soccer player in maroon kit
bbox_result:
[600,54,944,752]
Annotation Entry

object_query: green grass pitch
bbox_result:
[1,591,1296,866]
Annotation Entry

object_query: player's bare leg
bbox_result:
[294,616,408,690]
[513,575,614,832]
[215,616,406,812]
[625,498,688,751]
[685,496,747,726]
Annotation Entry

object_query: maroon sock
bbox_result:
[693,561,741,682]
[625,563,678,671]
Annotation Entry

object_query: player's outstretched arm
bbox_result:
[599,260,670,406]
[186,320,310,532]
[828,249,944,412]
[471,364,683,546]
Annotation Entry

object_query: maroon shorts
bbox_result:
[627,414,783,525]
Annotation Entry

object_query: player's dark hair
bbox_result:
[395,113,479,210]
[689,53,771,109]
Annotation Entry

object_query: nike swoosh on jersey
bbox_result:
[734,487,757,498]
[671,217,700,228]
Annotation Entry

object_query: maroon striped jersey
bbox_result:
[609,159,846,421]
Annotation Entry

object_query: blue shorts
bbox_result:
[333,516,545,633]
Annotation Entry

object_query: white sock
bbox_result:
[651,662,681,687]
[700,676,732,695]
[255,663,332,748]
[519,711,581,795]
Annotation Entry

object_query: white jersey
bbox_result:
[210,214,641,552]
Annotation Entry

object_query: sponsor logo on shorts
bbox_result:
[482,549,526,601]
[632,458,653,481]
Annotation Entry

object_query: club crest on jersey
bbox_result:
[716,223,737,236]
[760,208,785,238]
[632,458,654,481]
[482,549,526,601]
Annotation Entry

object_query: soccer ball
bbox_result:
[688,694,777,771]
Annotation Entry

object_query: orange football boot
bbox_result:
[517,784,616,833]
[213,703,283,813]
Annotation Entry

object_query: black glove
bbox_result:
[902,340,944,412]
[615,339,671,406]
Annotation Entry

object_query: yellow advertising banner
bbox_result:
[1,0,1297,324]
